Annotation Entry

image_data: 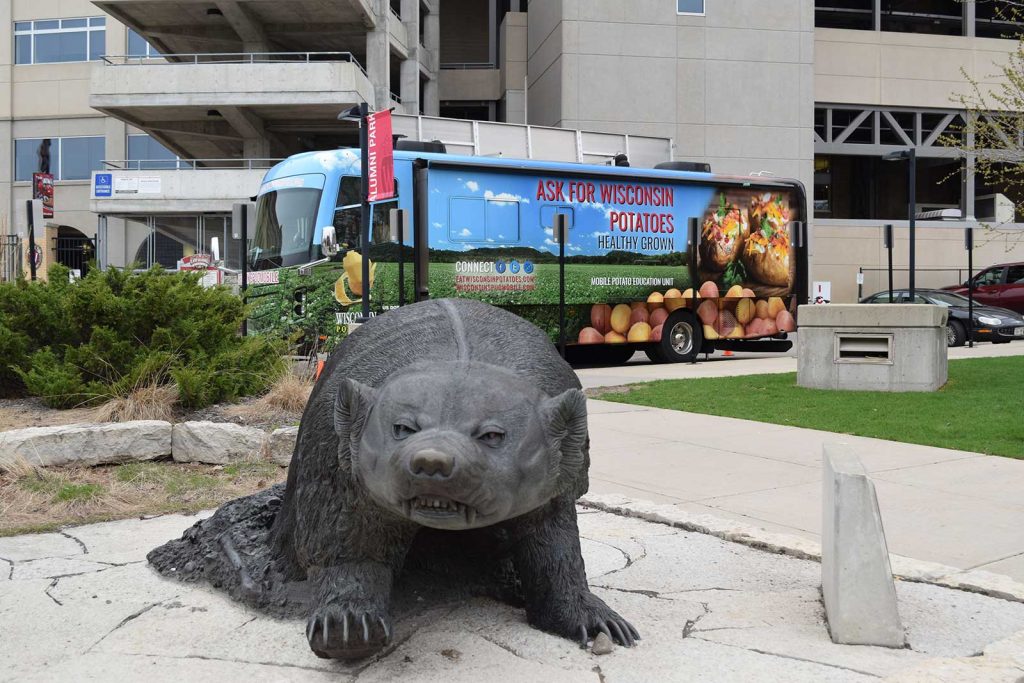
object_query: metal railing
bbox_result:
[439,61,496,69]
[1,235,22,282]
[101,51,367,75]
[102,158,282,171]
[389,91,402,104]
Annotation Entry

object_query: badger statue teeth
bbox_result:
[148,298,639,660]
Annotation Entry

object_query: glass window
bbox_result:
[126,28,160,58]
[60,137,105,180]
[975,268,1004,286]
[14,138,59,182]
[371,201,399,243]
[816,1,874,30]
[881,0,962,36]
[251,188,323,269]
[1006,265,1024,283]
[677,0,704,14]
[13,17,106,65]
[127,134,179,169]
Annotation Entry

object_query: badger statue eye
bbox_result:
[393,422,418,440]
[477,429,505,448]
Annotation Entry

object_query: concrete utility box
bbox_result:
[797,304,947,392]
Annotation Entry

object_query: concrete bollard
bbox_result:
[821,442,905,648]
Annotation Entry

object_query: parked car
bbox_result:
[860,289,1024,347]
[944,262,1024,314]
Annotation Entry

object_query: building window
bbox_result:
[677,0,705,15]
[880,0,962,36]
[126,28,161,58]
[127,134,185,169]
[976,1,1024,39]
[816,1,874,30]
[14,137,105,181]
[13,17,106,65]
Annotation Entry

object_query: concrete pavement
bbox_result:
[3,507,1024,682]
[578,340,1024,582]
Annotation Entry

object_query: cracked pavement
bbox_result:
[2,509,1024,682]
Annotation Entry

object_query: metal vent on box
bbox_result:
[834,334,893,364]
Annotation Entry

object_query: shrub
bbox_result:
[0,264,286,410]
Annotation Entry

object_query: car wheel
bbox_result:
[947,320,967,348]
[655,310,703,363]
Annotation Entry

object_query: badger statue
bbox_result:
[149,298,638,660]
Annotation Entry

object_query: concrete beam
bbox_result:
[214,1,269,52]
[821,443,905,648]
[219,107,270,158]
[145,121,242,141]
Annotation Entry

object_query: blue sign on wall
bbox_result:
[94,173,112,198]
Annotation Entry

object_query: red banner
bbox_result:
[33,173,54,219]
[366,109,395,202]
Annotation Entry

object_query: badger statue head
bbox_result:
[335,360,589,530]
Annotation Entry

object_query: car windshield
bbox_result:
[250,187,322,270]
[924,291,970,307]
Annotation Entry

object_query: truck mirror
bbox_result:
[321,226,339,257]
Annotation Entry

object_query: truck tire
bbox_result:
[652,310,703,363]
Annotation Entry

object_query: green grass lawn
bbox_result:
[599,356,1024,459]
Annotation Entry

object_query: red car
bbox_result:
[946,262,1024,314]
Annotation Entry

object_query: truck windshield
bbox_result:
[250,187,321,270]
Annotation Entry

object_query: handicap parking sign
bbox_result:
[94,173,112,198]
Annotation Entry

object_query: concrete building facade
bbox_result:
[3,0,1024,301]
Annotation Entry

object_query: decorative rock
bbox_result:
[267,427,298,467]
[591,632,614,655]
[822,443,905,648]
[0,421,171,468]
[171,421,266,465]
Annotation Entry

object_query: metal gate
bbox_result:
[54,236,95,277]
[1,235,21,282]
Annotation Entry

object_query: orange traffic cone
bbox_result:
[723,350,734,357]
[315,360,326,381]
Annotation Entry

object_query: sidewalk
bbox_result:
[580,341,1024,582]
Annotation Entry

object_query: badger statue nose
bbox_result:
[410,449,455,478]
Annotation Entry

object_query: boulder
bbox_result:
[267,427,298,467]
[0,421,171,468]
[171,421,266,465]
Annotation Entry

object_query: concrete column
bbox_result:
[400,0,421,114]
[0,0,12,233]
[422,6,440,115]
[366,0,391,110]
[242,137,270,159]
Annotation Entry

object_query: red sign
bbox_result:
[33,173,54,219]
[366,110,395,202]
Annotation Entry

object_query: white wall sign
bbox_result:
[813,281,832,304]
[114,176,139,194]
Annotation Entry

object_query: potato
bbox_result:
[664,288,682,299]
[699,280,720,299]
[629,306,649,327]
[741,288,756,298]
[630,301,647,311]
[627,322,652,342]
[703,324,720,340]
[697,299,718,325]
[605,330,627,344]
[768,297,785,318]
[725,284,744,298]
[663,289,686,312]
[763,319,779,335]
[651,324,664,342]
[727,323,745,339]
[591,304,612,334]
[715,309,738,337]
[610,304,632,334]
[578,327,604,344]
[680,288,699,300]
[746,318,765,337]
[649,307,669,328]
[755,299,770,319]
[776,309,796,333]
[735,298,755,324]
[647,291,665,310]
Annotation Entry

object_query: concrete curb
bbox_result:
[579,493,1024,604]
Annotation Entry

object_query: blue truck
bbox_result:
[246,146,807,364]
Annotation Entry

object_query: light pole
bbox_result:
[339,103,372,323]
[883,148,917,300]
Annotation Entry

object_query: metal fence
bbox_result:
[101,51,367,74]
[1,235,22,282]
[54,236,95,278]
[101,158,282,171]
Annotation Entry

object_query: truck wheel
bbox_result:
[655,310,703,363]
[947,320,966,348]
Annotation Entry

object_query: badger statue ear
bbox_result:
[541,389,590,496]
[334,378,377,461]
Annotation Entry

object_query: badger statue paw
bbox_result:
[306,601,393,661]
[537,591,640,649]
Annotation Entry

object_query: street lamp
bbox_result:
[883,148,917,301]
[338,103,371,322]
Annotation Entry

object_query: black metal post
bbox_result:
[359,101,371,323]
[26,200,37,281]
[688,217,700,363]
[884,223,894,299]
[556,213,567,359]
[397,209,405,308]
[858,267,863,300]
[966,227,974,348]
[240,203,248,336]
[908,147,917,300]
